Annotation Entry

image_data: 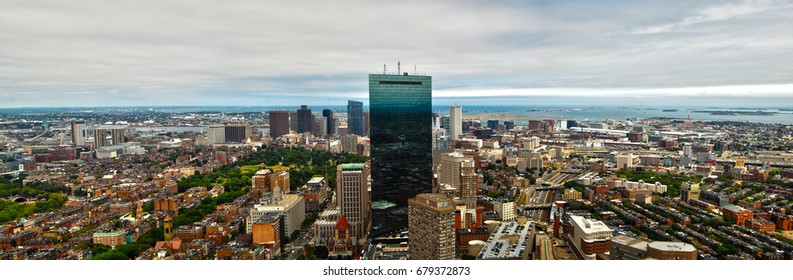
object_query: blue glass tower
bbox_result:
[369,73,432,236]
[347,100,364,136]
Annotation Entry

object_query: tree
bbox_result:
[314,245,329,259]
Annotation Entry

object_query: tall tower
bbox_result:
[297,105,313,134]
[163,215,173,241]
[347,100,364,136]
[408,193,455,260]
[268,110,290,138]
[336,163,371,247]
[322,109,335,136]
[369,71,432,236]
[449,106,462,140]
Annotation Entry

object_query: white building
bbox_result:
[247,194,305,236]
[449,106,462,140]
[569,215,612,260]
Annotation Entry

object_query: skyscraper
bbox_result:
[449,106,462,140]
[297,105,313,134]
[347,100,364,136]
[322,109,335,136]
[224,124,252,143]
[289,111,298,132]
[269,110,290,138]
[336,163,371,247]
[408,193,455,260]
[71,121,87,147]
[369,72,432,236]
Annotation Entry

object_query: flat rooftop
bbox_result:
[648,242,697,253]
[478,221,532,259]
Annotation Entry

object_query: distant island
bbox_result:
[691,110,776,116]
[663,109,679,112]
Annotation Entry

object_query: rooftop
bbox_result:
[647,242,697,253]
[478,221,532,259]
[341,163,365,170]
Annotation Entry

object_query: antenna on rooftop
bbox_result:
[398,61,401,75]
[383,64,386,74]
[414,64,417,75]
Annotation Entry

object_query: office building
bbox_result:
[251,213,282,255]
[297,105,313,134]
[92,231,126,248]
[341,134,360,154]
[322,109,335,136]
[449,106,462,140]
[247,194,305,237]
[681,182,701,202]
[224,124,252,143]
[369,72,432,236]
[317,116,328,137]
[348,100,364,136]
[93,127,126,149]
[566,215,612,260]
[504,121,515,131]
[269,110,290,138]
[487,120,499,130]
[336,163,371,245]
[207,124,225,145]
[408,193,455,260]
[439,152,471,189]
[290,112,298,132]
[71,121,87,147]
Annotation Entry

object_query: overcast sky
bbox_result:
[1,0,792,107]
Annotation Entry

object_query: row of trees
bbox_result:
[0,193,67,223]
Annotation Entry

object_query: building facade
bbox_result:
[347,100,364,136]
[369,73,433,236]
[408,193,455,260]
[269,110,290,138]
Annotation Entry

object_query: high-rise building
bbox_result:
[92,128,115,149]
[71,121,87,147]
[110,128,125,146]
[439,152,470,189]
[459,160,477,209]
[340,134,360,154]
[336,163,371,246]
[317,116,328,137]
[207,124,225,144]
[487,120,499,130]
[449,106,462,140]
[408,193,455,260]
[504,121,515,131]
[566,215,612,260]
[369,72,432,236]
[348,100,364,136]
[224,124,252,143]
[322,109,335,136]
[363,110,370,137]
[289,111,298,132]
[297,105,313,134]
[269,110,290,138]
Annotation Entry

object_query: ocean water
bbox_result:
[432,106,793,125]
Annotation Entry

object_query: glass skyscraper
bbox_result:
[347,100,364,136]
[368,73,432,236]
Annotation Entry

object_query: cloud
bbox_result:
[0,0,792,107]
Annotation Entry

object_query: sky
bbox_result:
[1,0,792,107]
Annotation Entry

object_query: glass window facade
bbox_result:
[347,100,364,136]
[368,73,433,236]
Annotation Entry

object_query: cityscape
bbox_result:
[1,0,793,267]
[1,71,793,260]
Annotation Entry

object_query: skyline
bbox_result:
[1,0,793,107]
